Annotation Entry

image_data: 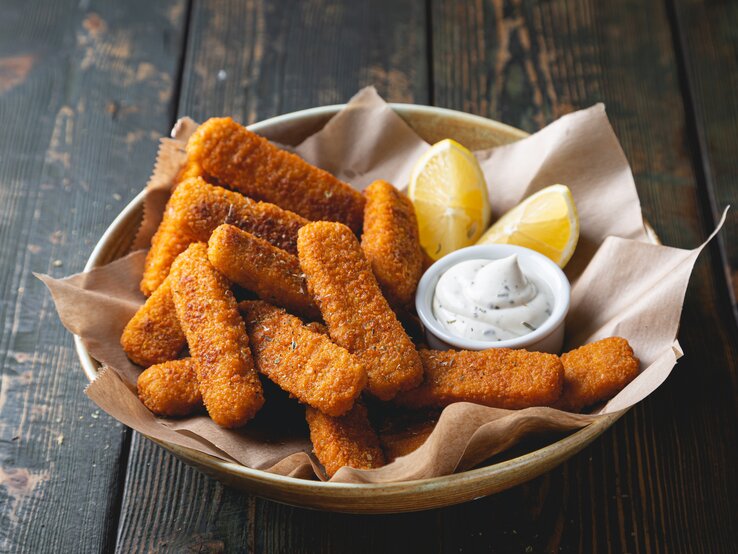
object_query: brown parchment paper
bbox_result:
[39,86,727,483]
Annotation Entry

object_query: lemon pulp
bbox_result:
[476,184,579,267]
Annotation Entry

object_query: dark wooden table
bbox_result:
[1,0,737,552]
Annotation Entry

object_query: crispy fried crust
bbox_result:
[170,243,264,428]
[187,117,366,232]
[141,177,308,295]
[172,178,307,254]
[121,275,186,366]
[239,301,366,417]
[305,403,385,478]
[394,349,564,410]
[556,337,640,412]
[208,224,319,319]
[177,158,203,183]
[137,358,202,417]
[141,216,194,296]
[361,180,424,307]
[305,322,328,335]
[298,221,423,400]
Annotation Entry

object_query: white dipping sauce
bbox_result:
[432,255,553,342]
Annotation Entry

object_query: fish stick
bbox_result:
[298,221,423,400]
[208,224,319,319]
[306,403,385,478]
[394,348,564,410]
[137,358,202,417]
[361,180,424,307]
[141,177,308,295]
[172,178,308,255]
[186,117,365,232]
[239,301,366,416]
[141,216,195,296]
[170,242,264,428]
[121,274,186,367]
[556,337,640,412]
[177,158,203,183]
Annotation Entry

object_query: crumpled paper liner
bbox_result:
[39,87,726,483]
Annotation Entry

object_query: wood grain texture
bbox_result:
[115,434,253,554]
[178,0,428,123]
[112,0,431,552]
[671,0,738,323]
[431,0,738,552]
[0,0,187,552]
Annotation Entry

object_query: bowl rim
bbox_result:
[73,101,630,501]
[415,244,571,351]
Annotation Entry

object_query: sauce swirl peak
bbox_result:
[432,255,553,342]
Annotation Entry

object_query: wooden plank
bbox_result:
[177,0,429,122]
[113,1,430,552]
[0,1,188,552]
[114,434,253,553]
[670,0,738,324]
[431,0,738,551]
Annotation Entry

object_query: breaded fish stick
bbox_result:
[361,180,424,307]
[208,224,319,319]
[556,337,640,412]
[122,289,184,366]
[395,348,564,410]
[177,158,203,183]
[141,177,308,295]
[124,275,189,370]
[306,403,385,478]
[137,358,202,417]
[121,275,186,367]
[170,243,264,428]
[240,301,366,416]
[298,222,423,400]
[186,117,365,232]
[172,178,308,254]
[141,216,196,296]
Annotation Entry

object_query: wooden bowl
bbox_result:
[75,104,636,513]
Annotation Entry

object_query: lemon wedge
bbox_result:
[408,139,491,260]
[476,184,579,267]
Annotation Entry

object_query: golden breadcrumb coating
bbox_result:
[239,301,366,417]
[298,221,423,400]
[208,224,319,319]
[305,322,328,335]
[361,180,424,307]
[170,243,264,428]
[137,358,202,417]
[141,177,308,295]
[556,337,640,412]
[121,275,186,366]
[141,216,194,296]
[186,117,365,232]
[394,348,564,410]
[305,403,385,478]
[172,178,307,254]
[177,158,203,183]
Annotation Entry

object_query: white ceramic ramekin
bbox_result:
[415,244,571,354]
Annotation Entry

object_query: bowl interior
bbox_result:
[76,103,626,513]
